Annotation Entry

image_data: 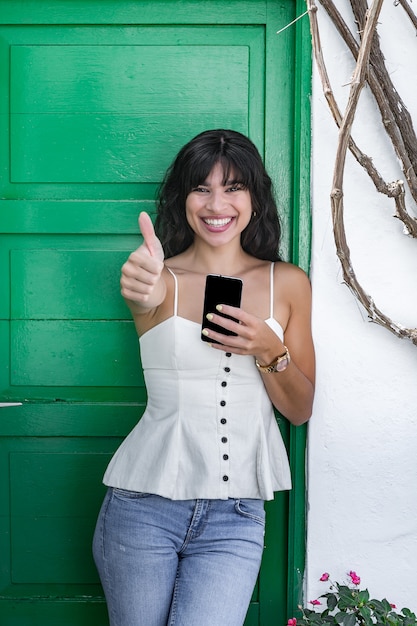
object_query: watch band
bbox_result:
[255,346,291,373]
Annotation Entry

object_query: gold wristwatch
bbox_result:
[255,346,291,373]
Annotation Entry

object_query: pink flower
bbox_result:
[310,599,322,606]
[287,619,297,626]
[348,571,361,585]
[320,572,330,581]
[390,604,397,609]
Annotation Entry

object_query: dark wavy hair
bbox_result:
[155,129,282,261]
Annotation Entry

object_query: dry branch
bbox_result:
[319,0,417,215]
[310,0,417,236]
[395,0,417,33]
[351,0,417,184]
[308,0,417,344]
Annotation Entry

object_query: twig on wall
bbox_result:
[307,0,417,345]
[351,0,417,202]
[318,0,417,222]
[307,2,404,200]
[395,0,417,33]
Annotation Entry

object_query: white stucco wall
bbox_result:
[307,0,417,609]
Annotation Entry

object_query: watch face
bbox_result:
[275,357,289,372]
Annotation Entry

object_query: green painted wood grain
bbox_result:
[0,1,311,623]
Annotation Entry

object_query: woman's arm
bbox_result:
[255,269,315,425]
[202,265,315,426]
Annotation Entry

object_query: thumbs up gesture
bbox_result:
[120,212,165,310]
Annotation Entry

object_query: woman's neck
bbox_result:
[177,241,253,276]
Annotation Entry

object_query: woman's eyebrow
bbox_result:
[225,178,244,185]
[196,177,243,186]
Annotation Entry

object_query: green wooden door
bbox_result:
[0,1,311,624]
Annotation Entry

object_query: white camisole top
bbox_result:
[103,262,291,500]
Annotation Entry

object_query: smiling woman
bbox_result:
[93,129,315,626]
[156,129,283,262]
[184,163,252,245]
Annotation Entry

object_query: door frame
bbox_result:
[287,0,312,614]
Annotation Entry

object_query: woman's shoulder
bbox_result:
[273,262,312,304]
[274,260,310,282]
[164,251,195,275]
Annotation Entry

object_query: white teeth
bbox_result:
[203,218,232,226]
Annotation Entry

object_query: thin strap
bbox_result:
[166,267,178,316]
[269,262,275,319]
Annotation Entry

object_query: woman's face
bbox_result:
[185,162,252,248]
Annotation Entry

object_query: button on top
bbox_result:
[223,454,229,460]
[220,400,226,407]
[221,381,227,387]
[221,437,228,443]
[222,475,229,482]
[225,352,232,357]
[224,367,231,373]
[220,418,227,425]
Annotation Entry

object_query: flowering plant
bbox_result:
[287,571,417,626]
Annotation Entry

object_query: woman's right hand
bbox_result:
[120,212,166,309]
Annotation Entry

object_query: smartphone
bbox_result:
[201,274,243,344]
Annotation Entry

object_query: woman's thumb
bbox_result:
[138,212,163,259]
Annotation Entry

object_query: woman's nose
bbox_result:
[207,190,226,212]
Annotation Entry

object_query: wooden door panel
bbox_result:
[2,235,144,402]
[0,404,142,438]
[11,42,251,185]
[0,437,117,595]
[0,602,110,626]
[11,320,140,387]
[10,452,108,584]
[4,25,264,192]
[11,250,128,319]
[0,1,309,624]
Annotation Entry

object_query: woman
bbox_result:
[93,129,315,626]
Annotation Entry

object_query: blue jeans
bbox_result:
[93,488,265,626]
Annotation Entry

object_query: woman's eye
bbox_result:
[193,186,208,193]
[227,184,244,192]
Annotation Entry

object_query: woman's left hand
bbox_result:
[202,304,283,364]
[202,297,315,426]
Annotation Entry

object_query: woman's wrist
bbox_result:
[254,340,286,367]
[255,346,291,373]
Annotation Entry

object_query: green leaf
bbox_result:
[308,613,324,624]
[358,605,373,626]
[339,599,358,610]
[338,587,358,609]
[335,613,346,625]
[371,600,386,614]
[338,585,355,597]
[327,594,338,611]
[344,613,357,626]
[382,599,393,612]
[358,590,370,603]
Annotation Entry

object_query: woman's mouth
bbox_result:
[202,217,233,228]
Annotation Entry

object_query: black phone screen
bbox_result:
[201,274,243,343]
